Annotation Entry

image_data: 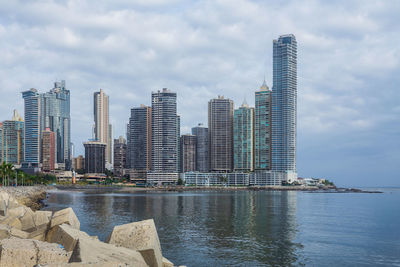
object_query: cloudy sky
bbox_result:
[0,0,399,186]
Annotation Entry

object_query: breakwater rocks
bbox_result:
[0,186,49,211]
[0,190,181,267]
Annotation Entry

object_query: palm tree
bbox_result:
[0,162,7,186]
[5,163,14,186]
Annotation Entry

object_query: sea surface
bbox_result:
[43,188,400,267]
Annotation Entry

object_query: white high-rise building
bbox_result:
[94,89,112,165]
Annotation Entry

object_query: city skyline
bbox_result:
[0,1,399,187]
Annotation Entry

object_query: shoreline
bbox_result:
[0,186,52,210]
[52,184,383,194]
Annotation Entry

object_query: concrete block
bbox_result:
[33,239,70,265]
[163,257,174,267]
[107,219,162,267]
[0,224,29,240]
[0,237,37,267]
[10,227,30,239]
[69,237,147,266]
[50,208,80,230]
[34,210,51,230]
[19,207,36,232]
[6,206,26,218]
[0,215,23,230]
[46,224,91,251]
[0,200,7,216]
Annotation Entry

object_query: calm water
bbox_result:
[43,188,400,267]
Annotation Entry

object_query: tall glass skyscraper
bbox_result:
[22,88,41,164]
[191,123,209,172]
[151,88,178,173]
[254,80,272,170]
[208,96,234,172]
[128,105,152,171]
[40,81,71,169]
[271,34,297,175]
[233,103,254,172]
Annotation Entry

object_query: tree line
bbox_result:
[0,161,56,186]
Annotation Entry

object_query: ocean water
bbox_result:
[43,188,400,267]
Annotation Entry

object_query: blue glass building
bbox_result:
[22,88,41,164]
[271,34,297,175]
[234,103,254,172]
[40,80,71,169]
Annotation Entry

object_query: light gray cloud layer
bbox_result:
[0,0,399,186]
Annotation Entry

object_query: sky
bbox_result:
[0,0,399,187]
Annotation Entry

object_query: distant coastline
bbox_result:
[52,185,383,194]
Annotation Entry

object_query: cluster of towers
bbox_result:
[118,34,297,185]
[0,81,72,173]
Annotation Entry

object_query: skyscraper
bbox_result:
[41,128,55,171]
[84,141,106,174]
[151,88,179,173]
[234,102,254,172]
[208,96,234,172]
[113,136,127,176]
[254,80,272,170]
[40,81,71,169]
[94,89,112,165]
[0,110,24,165]
[22,88,41,164]
[272,34,297,180]
[180,134,197,173]
[127,105,152,171]
[191,123,209,172]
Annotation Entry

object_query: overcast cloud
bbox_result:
[0,0,399,186]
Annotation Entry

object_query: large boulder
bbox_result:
[19,206,36,232]
[107,219,162,267]
[50,208,80,230]
[46,224,92,251]
[69,237,148,266]
[0,238,69,266]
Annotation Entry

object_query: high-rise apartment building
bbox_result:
[22,88,41,164]
[0,110,24,165]
[113,136,127,176]
[208,96,234,172]
[40,81,71,169]
[180,134,197,173]
[84,141,106,174]
[94,89,112,165]
[127,105,152,171]
[254,80,272,170]
[234,103,254,172]
[41,128,55,171]
[151,88,179,173]
[272,34,297,180]
[191,123,209,172]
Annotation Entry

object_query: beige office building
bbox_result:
[94,89,112,165]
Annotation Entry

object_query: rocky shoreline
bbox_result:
[0,187,181,266]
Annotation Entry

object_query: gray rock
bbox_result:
[50,208,80,230]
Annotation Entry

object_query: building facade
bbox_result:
[84,141,106,174]
[272,34,297,180]
[234,103,254,172]
[180,134,197,173]
[94,89,112,165]
[41,128,55,171]
[113,136,127,176]
[127,105,152,171]
[72,155,85,171]
[151,88,179,174]
[191,123,209,172]
[40,81,71,169]
[22,88,41,164]
[0,110,24,165]
[254,80,272,170]
[208,96,234,172]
